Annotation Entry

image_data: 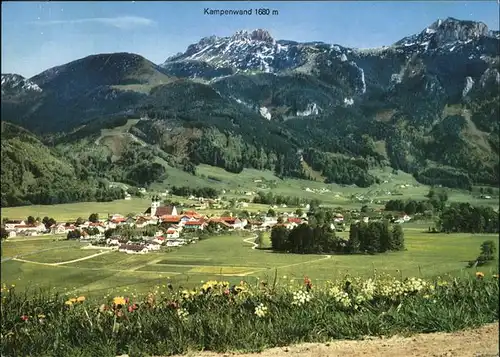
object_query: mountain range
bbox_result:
[1,17,499,207]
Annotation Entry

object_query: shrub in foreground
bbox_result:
[1,273,498,357]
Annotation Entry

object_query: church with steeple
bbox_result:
[144,196,178,217]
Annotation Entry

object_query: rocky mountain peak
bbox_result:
[231,29,274,43]
[394,17,495,51]
[1,73,42,95]
[426,17,489,47]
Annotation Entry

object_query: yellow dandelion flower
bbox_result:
[76,296,85,303]
[476,272,485,279]
[113,296,126,306]
[69,298,77,303]
[65,300,73,306]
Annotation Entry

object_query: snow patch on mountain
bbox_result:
[462,76,474,97]
[344,97,354,106]
[296,103,319,117]
[259,107,272,120]
[231,96,255,110]
[1,74,42,94]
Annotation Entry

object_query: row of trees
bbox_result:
[3,184,125,207]
[347,221,405,254]
[437,203,499,233]
[252,191,311,206]
[169,186,219,199]
[271,224,342,254]
[384,187,450,214]
[270,220,404,255]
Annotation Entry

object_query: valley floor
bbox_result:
[167,323,499,357]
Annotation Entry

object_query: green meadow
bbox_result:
[2,223,498,297]
[2,164,498,222]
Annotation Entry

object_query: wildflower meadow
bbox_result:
[1,272,498,357]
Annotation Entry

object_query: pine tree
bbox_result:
[347,223,360,253]
[391,224,405,251]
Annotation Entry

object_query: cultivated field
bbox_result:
[2,222,498,297]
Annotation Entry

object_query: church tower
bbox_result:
[151,196,161,217]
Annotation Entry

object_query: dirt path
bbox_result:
[11,250,111,266]
[52,250,111,265]
[165,323,499,357]
[243,236,258,250]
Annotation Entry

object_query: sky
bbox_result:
[2,1,499,78]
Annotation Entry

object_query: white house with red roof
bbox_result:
[333,213,344,223]
[4,220,25,230]
[12,222,46,235]
[183,220,206,230]
[166,228,180,238]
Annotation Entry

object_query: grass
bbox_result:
[2,161,498,221]
[1,239,84,258]
[0,198,152,221]
[1,273,498,357]
[21,248,99,264]
[2,225,498,296]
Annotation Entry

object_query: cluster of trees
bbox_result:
[302,148,379,187]
[42,216,57,229]
[105,225,158,240]
[271,224,343,254]
[413,168,473,191]
[169,186,219,199]
[20,186,125,206]
[437,203,499,233]
[67,226,101,239]
[252,191,310,206]
[270,220,403,255]
[384,199,434,215]
[468,240,497,267]
[347,221,405,254]
[0,227,8,240]
[384,188,450,214]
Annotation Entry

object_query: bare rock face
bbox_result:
[428,17,489,48]
[250,29,274,43]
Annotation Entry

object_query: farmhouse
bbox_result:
[183,210,203,219]
[161,215,182,224]
[245,220,264,231]
[135,216,158,228]
[10,222,46,235]
[152,236,165,244]
[166,228,180,238]
[183,220,206,230]
[4,220,25,230]
[287,217,303,225]
[208,218,233,230]
[166,239,183,247]
[146,243,161,251]
[218,216,247,229]
[118,244,149,254]
[51,224,68,235]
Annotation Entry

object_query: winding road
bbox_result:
[243,235,259,250]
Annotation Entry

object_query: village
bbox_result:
[2,196,414,255]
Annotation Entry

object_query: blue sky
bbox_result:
[2,1,499,78]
